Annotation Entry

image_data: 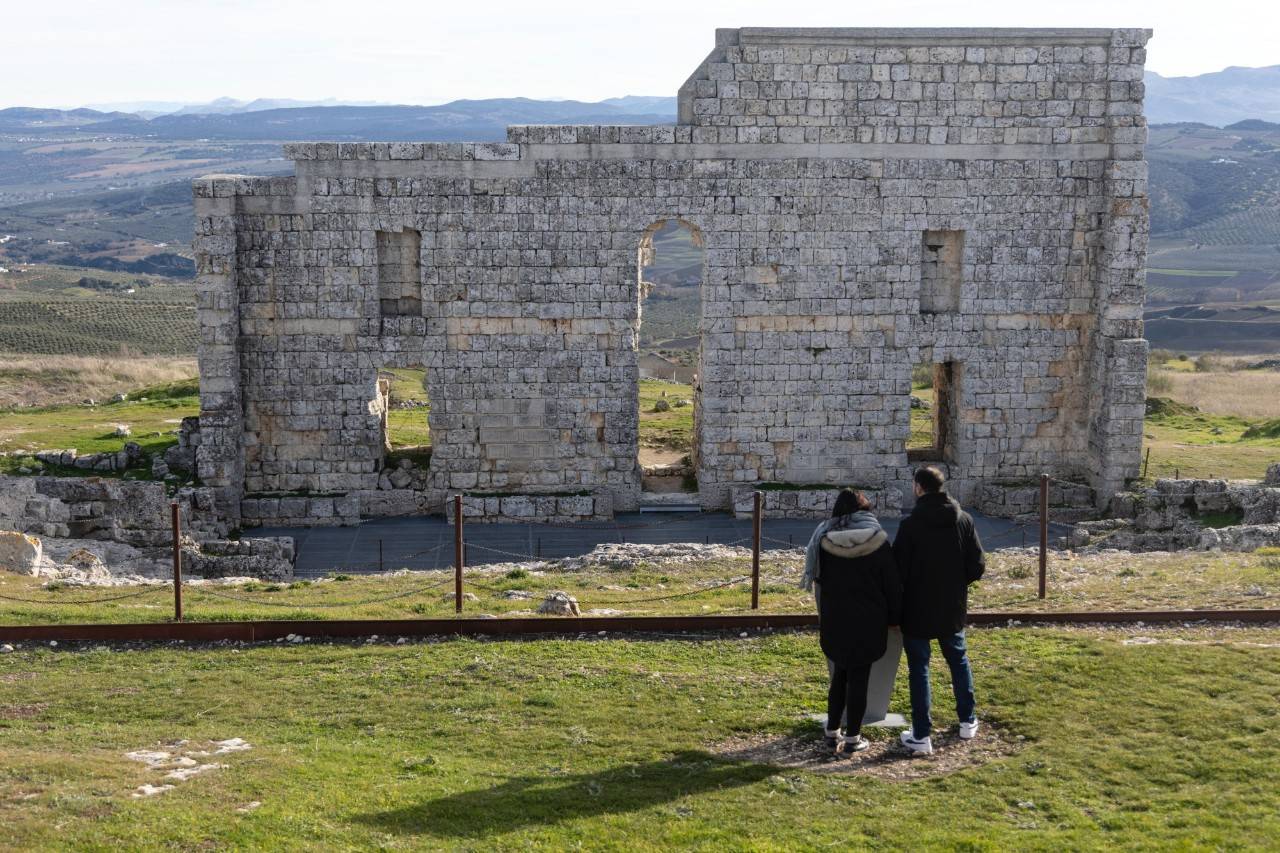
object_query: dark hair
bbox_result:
[914,466,946,494]
[831,488,873,518]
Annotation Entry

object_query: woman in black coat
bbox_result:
[808,489,903,755]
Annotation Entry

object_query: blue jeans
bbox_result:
[903,632,976,739]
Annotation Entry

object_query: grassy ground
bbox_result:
[0,626,1277,849]
[0,380,198,477]
[909,385,935,449]
[0,354,196,409]
[1141,359,1280,479]
[3,547,1276,626]
[381,368,431,449]
[1141,411,1280,480]
[638,379,694,451]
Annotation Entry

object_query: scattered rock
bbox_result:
[165,763,226,781]
[441,591,479,603]
[133,784,175,798]
[112,393,128,403]
[0,644,14,653]
[502,590,533,600]
[537,591,581,616]
[236,801,262,813]
[114,424,132,437]
[0,530,42,573]
[652,398,670,412]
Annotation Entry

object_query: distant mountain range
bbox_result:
[1145,66,1280,126]
[0,97,679,141]
[1,61,1276,140]
[84,97,391,118]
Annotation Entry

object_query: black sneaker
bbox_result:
[837,734,870,757]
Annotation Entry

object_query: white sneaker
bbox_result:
[959,718,980,740]
[839,734,870,754]
[899,730,933,755]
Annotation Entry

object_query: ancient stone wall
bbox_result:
[0,476,226,546]
[193,27,1150,526]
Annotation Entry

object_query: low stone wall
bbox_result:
[184,537,295,581]
[33,444,146,474]
[240,494,361,528]
[354,489,435,519]
[730,485,902,520]
[973,478,1097,522]
[0,475,227,546]
[446,493,613,524]
[1070,476,1280,552]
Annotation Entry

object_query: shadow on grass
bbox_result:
[355,750,776,838]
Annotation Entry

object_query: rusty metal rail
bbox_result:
[0,609,1276,645]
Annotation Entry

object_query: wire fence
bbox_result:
[0,478,1082,624]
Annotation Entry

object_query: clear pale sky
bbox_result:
[4,0,1275,109]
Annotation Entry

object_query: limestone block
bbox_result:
[0,530,42,574]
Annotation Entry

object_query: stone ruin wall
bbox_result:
[193,27,1151,527]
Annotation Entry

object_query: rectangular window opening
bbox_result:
[907,361,956,462]
[920,230,963,314]
[378,229,422,317]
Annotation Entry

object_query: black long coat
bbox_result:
[892,491,986,639]
[816,531,903,668]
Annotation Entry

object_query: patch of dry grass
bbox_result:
[1158,368,1280,420]
[0,355,196,408]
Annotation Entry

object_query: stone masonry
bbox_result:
[193,27,1151,526]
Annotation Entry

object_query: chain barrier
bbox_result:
[0,585,168,606]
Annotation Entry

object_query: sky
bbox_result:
[4,0,1277,109]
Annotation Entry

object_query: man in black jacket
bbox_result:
[892,466,985,755]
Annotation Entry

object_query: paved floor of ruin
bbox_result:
[255,511,1066,578]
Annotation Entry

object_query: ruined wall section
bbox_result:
[678,27,1148,143]
[194,28,1150,523]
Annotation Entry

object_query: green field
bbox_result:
[0,263,196,355]
[0,380,198,477]
[1141,407,1280,480]
[1,626,1277,849]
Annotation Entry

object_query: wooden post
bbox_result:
[1038,474,1048,600]
[1141,447,1151,480]
[751,490,762,610]
[453,494,464,614]
[170,501,183,622]
[378,539,384,573]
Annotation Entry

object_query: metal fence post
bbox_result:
[751,490,762,610]
[1038,474,1048,600]
[454,494,464,614]
[170,501,183,622]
